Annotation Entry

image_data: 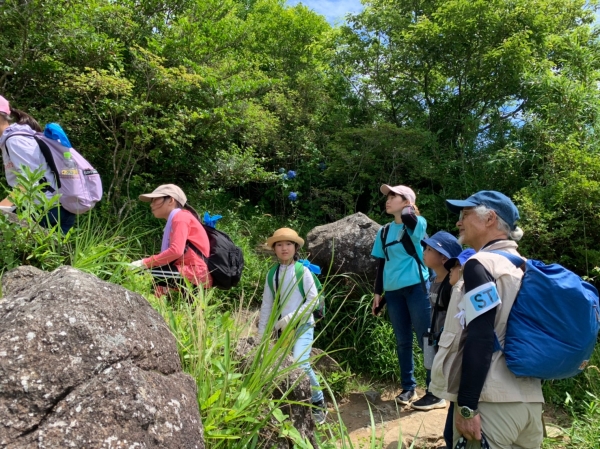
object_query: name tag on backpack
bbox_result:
[464,282,501,325]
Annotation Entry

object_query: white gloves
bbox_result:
[275,313,293,332]
[129,260,146,269]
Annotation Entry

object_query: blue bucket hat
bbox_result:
[446,190,520,230]
[444,248,476,272]
[421,231,462,260]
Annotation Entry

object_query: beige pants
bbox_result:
[452,402,544,449]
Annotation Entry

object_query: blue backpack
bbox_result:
[494,251,600,380]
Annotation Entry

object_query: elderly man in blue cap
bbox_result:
[429,191,544,449]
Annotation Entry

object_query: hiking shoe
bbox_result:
[395,389,417,405]
[411,392,446,411]
[312,400,328,425]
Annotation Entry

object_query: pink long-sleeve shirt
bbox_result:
[143,210,212,287]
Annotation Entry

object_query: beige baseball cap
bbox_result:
[380,184,416,204]
[139,184,187,205]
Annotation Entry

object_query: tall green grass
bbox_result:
[139,275,416,449]
[144,282,331,447]
[543,363,600,448]
[66,210,151,280]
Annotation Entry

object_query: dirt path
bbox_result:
[335,387,448,448]
[334,388,571,449]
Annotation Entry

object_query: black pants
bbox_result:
[15,205,76,234]
[43,205,77,234]
[149,263,186,288]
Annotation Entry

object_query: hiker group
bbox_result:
[371,184,598,449]
[2,96,599,449]
[125,182,598,447]
[372,185,537,448]
[244,184,598,448]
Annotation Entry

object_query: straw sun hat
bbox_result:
[266,228,305,248]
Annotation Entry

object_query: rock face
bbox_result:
[307,212,382,280]
[234,337,319,449]
[0,265,204,449]
[0,209,23,227]
[311,348,342,377]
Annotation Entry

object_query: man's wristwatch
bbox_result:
[458,405,479,419]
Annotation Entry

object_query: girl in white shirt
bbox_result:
[257,227,327,424]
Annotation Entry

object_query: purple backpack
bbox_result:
[5,126,102,214]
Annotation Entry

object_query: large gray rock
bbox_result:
[0,266,203,449]
[307,212,381,280]
[311,348,342,377]
[0,209,24,227]
[234,337,319,449]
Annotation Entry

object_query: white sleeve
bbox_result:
[257,276,275,339]
[5,136,43,176]
[4,136,57,194]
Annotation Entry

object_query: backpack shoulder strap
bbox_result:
[33,136,61,189]
[4,133,62,189]
[380,223,393,261]
[399,228,429,293]
[3,134,14,155]
[429,274,452,333]
[294,261,306,298]
[489,250,526,270]
[3,133,33,158]
[400,229,421,261]
[380,223,389,245]
[186,238,208,261]
[267,264,279,296]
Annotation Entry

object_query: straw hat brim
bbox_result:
[266,233,304,248]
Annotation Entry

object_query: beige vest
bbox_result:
[429,241,544,404]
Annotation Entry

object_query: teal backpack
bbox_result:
[266,260,325,320]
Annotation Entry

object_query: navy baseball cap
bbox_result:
[446,190,520,230]
[444,248,476,271]
[421,231,462,260]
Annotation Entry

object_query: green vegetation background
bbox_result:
[1,0,600,447]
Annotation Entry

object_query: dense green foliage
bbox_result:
[2,0,600,446]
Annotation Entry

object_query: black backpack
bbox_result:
[187,225,244,290]
[380,223,431,293]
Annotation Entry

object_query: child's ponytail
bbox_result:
[9,107,42,132]
[172,198,201,222]
[183,203,200,222]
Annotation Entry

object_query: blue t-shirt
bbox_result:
[371,217,429,291]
